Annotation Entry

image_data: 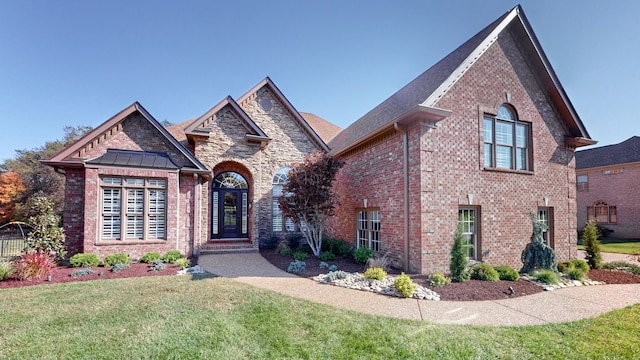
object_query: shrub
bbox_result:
[111,263,131,273]
[286,234,303,250]
[353,247,373,264]
[13,252,52,281]
[494,265,520,281]
[322,238,350,257]
[149,259,165,271]
[71,268,95,277]
[603,261,640,275]
[104,253,132,266]
[0,261,15,281]
[139,252,162,263]
[261,236,281,249]
[319,261,329,268]
[277,242,292,256]
[293,250,309,261]
[69,253,101,268]
[558,259,590,274]
[287,260,306,274]
[533,270,559,285]
[363,267,387,281]
[326,270,348,281]
[328,265,338,272]
[23,196,66,261]
[319,251,336,261]
[162,250,184,263]
[394,273,416,297]
[520,212,557,273]
[366,253,391,271]
[567,268,586,281]
[429,273,451,287]
[469,263,500,282]
[450,225,469,282]
[174,258,190,268]
[582,221,603,269]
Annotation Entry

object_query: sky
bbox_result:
[1,0,639,163]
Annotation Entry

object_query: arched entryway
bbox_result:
[212,171,249,239]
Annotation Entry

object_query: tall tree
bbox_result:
[0,171,26,223]
[279,152,344,257]
[1,125,92,220]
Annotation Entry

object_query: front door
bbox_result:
[212,172,249,239]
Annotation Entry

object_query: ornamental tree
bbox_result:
[278,152,344,257]
[520,211,557,274]
[582,221,603,269]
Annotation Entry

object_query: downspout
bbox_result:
[193,173,200,256]
[176,173,181,251]
[394,123,410,273]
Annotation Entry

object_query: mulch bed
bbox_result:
[259,248,640,301]
[0,262,180,290]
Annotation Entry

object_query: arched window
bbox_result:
[214,172,248,189]
[212,171,248,238]
[587,200,617,224]
[272,168,295,232]
[483,104,530,170]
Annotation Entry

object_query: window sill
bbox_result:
[483,167,533,175]
[96,240,167,246]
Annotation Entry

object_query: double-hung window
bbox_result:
[357,209,380,251]
[272,168,295,232]
[458,208,478,260]
[101,177,167,240]
[483,105,531,171]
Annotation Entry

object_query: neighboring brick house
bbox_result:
[46,5,594,274]
[325,5,594,273]
[575,137,640,238]
[45,78,339,259]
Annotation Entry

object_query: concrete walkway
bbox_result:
[198,253,640,326]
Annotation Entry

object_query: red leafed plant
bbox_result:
[13,252,52,281]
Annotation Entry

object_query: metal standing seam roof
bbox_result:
[85,149,180,170]
[576,136,640,170]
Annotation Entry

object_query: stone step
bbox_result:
[199,241,257,255]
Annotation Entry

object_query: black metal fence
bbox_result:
[0,222,32,259]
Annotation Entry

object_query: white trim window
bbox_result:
[537,207,553,247]
[272,167,296,232]
[357,209,380,251]
[458,208,478,260]
[101,177,167,240]
[483,105,531,171]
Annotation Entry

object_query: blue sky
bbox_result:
[1,0,638,162]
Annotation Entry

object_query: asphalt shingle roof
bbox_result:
[575,136,640,169]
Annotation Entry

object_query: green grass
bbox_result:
[1,275,639,359]
[577,238,640,254]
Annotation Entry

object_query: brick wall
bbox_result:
[577,164,640,238]
[328,31,578,274]
[63,168,85,255]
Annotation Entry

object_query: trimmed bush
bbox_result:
[149,259,165,271]
[104,253,132,266]
[111,263,131,273]
[494,265,520,281]
[582,221,603,269]
[287,260,306,274]
[533,270,559,285]
[567,268,586,281]
[450,225,469,282]
[293,250,309,261]
[260,236,280,250]
[328,265,338,272]
[69,253,101,268]
[428,273,451,287]
[326,270,347,281]
[14,252,52,281]
[353,247,373,264]
[569,259,590,273]
[174,258,190,268]
[322,238,350,257]
[71,268,95,277]
[277,242,292,256]
[139,252,162,263]
[162,250,184,263]
[319,251,336,261]
[286,234,303,250]
[394,273,416,297]
[363,267,387,281]
[0,261,15,281]
[319,261,329,268]
[469,263,500,282]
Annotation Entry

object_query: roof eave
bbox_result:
[566,136,597,148]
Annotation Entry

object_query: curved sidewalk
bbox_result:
[198,253,640,326]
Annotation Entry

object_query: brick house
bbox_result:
[46,5,593,274]
[326,5,594,273]
[45,78,340,259]
[575,137,640,238]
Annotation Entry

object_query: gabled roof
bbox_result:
[44,102,209,174]
[185,96,271,146]
[576,137,640,170]
[237,77,330,152]
[299,112,342,143]
[329,5,594,155]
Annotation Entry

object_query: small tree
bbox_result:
[24,195,66,261]
[279,152,344,257]
[582,221,602,269]
[520,211,557,273]
[450,224,469,282]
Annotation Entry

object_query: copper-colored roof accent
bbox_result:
[43,102,209,174]
[86,149,179,170]
[299,112,342,143]
[329,5,593,155]
[576,136,640,170]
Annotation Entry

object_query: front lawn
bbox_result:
[578,238,640,254]
[0,275,639,359]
